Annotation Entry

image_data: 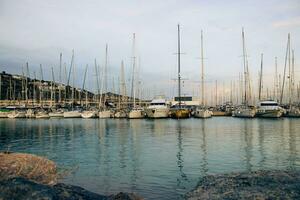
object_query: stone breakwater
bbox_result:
[186,170,300,200]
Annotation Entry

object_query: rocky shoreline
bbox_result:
[0,177,141,200]
[186,170,300,200]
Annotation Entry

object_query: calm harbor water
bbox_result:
[0,117,300,199]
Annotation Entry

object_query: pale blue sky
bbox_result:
[0,0,299,99]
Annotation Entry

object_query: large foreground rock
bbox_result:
[0,177,142,200]
[0,152,57,185]
[186,170,300,200]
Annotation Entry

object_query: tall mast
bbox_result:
[25,62,29,105]
[51,67,55,108]
[292,50,295,103]
[67,50,74,86]
[177,24,182,108]
[94,59,100,107]
[258,53,263,101]
[104,44,108,108]
[241,28,248,106]
[288,36,291,106]
[120,60,126,108]
[275,57,278,101]
[200,30,205,106]
[33,71,36,106]
[280,33,290,104]
[82,65,88,107]
[59,53,62,104]
[131,33,136,108]
[39,64,43,107]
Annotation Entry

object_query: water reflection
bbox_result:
[176,120,188,189]
[0,118,299,200]
[200,120,208,175]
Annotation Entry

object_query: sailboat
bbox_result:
[128,33,145,119]
[170,24,190,119]
[64,50,82,118]
[114,61,127,118]
[81,65,97,118]
[194,30,212,118]
[285,38,300,117]
[99,44,113,118]
[232,29,256,118]
[49,54,64,117]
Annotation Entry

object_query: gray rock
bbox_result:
[186,170,300,200]
[0,177,142,200]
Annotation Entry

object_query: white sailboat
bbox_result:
[114,61,127,118]
[232,28,256,118]
[128,33,144,119]
[7,110,26,118]
[99,44,112,118]
[35,110,49,119]
[64,50,82,118]
[194,30,212,118]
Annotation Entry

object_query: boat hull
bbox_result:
[81,111,97,119]
[170,109,190,119]
[194,109,212,118]
[145,108,169,118]
[7,111,26,118]
[232,109,256,118]
[128,110,144,119]
[63,111,82,118]
[49,112,64,118]
[256,110,283,118]
[99,110,112,118]
[0,111,11,118]
[114,111,127,118]
[36,113,50,119]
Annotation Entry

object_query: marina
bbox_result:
[1,1,300,199]
[0,117,299,199]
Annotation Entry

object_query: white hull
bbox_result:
[25,109,36,118]
[7,111,26,118]
[36,112,49,119]
[256,109,283,118]
[0,112,11,118]
[63,111,82,118]
[232,108,256,118]
[145,108,169,118]
[286,107,300,118]
[128,110,144,119]
[194,109,212,118]
[49,112,64,118]
[99,110,112,118]
[81,111,97,119]
[114,111,127,118]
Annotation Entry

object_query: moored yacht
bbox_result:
[128,107,144,119]
[194,107,212,118]
[145,97,170,118]
[63,109,82,118]
[114,110,127,118]
[232,106,256,118]
[256,100,284,118]
[99,109,112,118]
[49,109,64,118]
[7,110,26,118]
[81,110,98,119]
[35,110,49,119]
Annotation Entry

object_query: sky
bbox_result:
[0,0,299,100]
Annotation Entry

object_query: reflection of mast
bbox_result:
[243,121,253,171]
[200,120,208,175]
[257,122,266,168]
[176,121,187,187]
